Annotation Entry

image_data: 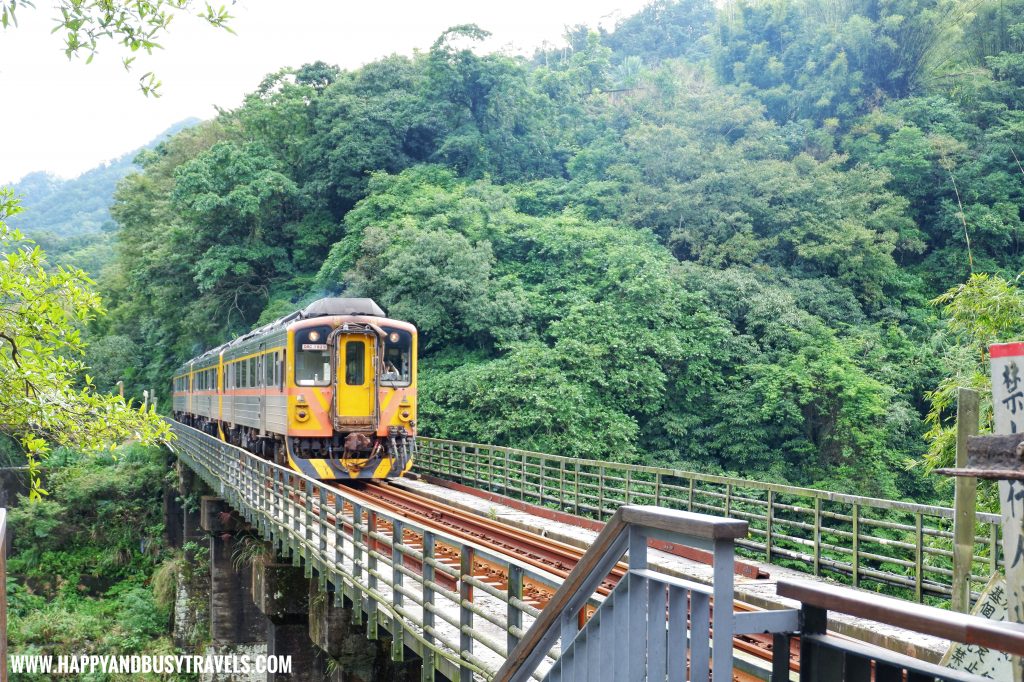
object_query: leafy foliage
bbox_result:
[923,273,1024,509]
[6,446,181,677]
[0,192,169,497]
[89,0,1024,502]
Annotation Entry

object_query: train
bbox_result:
[172,297,417,480]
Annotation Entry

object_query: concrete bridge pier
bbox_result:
[200,497,267,657]
[309,582,422,682]
[252,556,322,681]
[173,461,211,649]
[163,451,184,548]
[180,463,205,550]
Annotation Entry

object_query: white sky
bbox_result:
[0,0,649,183]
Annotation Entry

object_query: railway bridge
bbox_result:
[166,419,1024,682]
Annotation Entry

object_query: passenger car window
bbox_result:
[380,327,412,386]
[295,326,332,386]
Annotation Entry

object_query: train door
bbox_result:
[258,342,267,435]
[335,334,376,429]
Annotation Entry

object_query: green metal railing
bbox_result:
[168,420,767,681]
[417,438,1003,603]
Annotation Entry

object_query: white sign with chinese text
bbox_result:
[942,574,1012,677]
[989,342,1024,682]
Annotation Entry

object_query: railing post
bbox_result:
[915,512,924,603]
[274,468,284,550]
[367,510,379,639]
[991,524,1000,576]
[628,526,648,682]
[952,387,980,613]
[521,455,527,502]
[352,502,364,625]
[766,490,774,563]
[303,484,313,570]
[459,546,474,682]
[318,485,327,589]
[852,503,860,589]
[333,492,343,598]
[422,531,435,644]
[507,563,524,656]
[560,460,566,508]
[290,474,300,560]
[392,520,404,661]
[574,461,581,516]
[540,456,548,504]
[772,633,790,682]
[422,531,436,682]
[711,535,735,681]
[813,497,822,576]
[505,448,511,497]
[798,603,829,682]
[559,609,577,657]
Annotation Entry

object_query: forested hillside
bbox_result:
[6,119,199,273]
[90,1,1024,501]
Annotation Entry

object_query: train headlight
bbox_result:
[389,332,400,343]
[296,409,310,422]
[309,330,321,342]
[400,410,411,421]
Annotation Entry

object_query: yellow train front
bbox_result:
[172,297,417,480]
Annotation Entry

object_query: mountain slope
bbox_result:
[6,118,201,239]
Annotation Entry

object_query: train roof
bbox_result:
[176,297,390,371]
[302,297,385,318]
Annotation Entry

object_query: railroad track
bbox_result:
[326,480,798,680]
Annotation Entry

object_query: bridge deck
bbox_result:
[396,475,950,664]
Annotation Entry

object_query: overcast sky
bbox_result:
[0,0,649,184]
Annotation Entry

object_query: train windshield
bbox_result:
[380,327,412,386]
[295,325,332,386]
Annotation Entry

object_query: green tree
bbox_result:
[922,273,1024,508]
[605,0,716,64]
[714,0,970,122]
[924,274,1024,468]
[0,192,169,497]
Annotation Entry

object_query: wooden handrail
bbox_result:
[778,579,1024,656]
[493,505,749,682]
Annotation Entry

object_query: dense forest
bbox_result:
[76,0,1024,502]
